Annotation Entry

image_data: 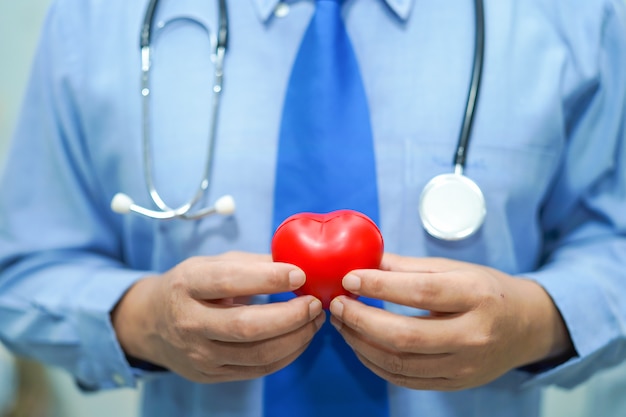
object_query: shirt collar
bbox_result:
[250,0,414,22]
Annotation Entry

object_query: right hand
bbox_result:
[111,252,325,383]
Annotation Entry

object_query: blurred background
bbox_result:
[0,1,625,416]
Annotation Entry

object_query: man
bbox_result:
[0,0,625,416]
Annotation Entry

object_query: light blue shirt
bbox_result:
[1,0,626,416]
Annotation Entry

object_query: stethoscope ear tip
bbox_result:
[111,193,134,214]
[214,195,236,215]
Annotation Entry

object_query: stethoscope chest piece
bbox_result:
[419,172,486,241]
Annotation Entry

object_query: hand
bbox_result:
[329,254,573,391]
[112,252,325,383]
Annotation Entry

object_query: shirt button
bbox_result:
[274,3,290,18]
[112,373,126,386]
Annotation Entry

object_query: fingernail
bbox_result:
[343,274,361,292]
[330,298,344,318]
[309,298,322,320]
[289,269,305,288]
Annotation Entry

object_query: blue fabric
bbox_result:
[266,1,388,416]
[1,1,626,416]
[271,0,379,223]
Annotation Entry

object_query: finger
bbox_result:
[184,257,306,300]
[214,313,326,366]
[195,338,314,383]
[330,296,457,354]
[331,316,451,379]
[342,269,478,312]
[355,352,462,391]
[200,295,324,342]
[380,254,468,273]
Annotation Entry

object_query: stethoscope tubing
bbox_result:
[138,0,230,220]
[113,0,486,241]
[455,0,484,173]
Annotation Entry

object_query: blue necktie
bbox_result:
[265,1,389,416]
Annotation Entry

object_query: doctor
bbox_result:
[0,0,625,416]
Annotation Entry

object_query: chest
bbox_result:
[82,0,568,271]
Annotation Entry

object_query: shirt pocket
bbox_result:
[395,135,562,275]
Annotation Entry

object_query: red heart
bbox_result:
[271,209,384,308]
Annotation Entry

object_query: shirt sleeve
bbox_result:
[0,0,150,390]
[519,0,626,389]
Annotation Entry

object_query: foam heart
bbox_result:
[272,210,384,308]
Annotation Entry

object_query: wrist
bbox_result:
[515,278,575,367]
[111,276,162,365]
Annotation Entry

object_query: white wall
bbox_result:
[1,1,625,417]
[0,2,49,156]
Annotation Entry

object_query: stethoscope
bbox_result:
[111,0,235,220]
[111,0,486,241]
[419,0,486,240]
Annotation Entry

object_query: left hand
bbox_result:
[329,254,573,391]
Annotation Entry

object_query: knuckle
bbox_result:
[472,275,500,302]
[172,257,208,292]
[365,273,385,293]
[174,314,195,336]
[470,332,492,350]
[473,284,492,302]
[466,322,493,350]
[445,362,473,382]
[383,353,407,375]
[227,310,260,341]
[186,348,220,377]
[391,329,419,352]
[410,279,440,305]
[162,302,194,339]
[187,348,208,368]
[387,373,411,388]
[204,261,241,296]
[266,266,286,289]
[170,259,194,288]
[251,345,279,365]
